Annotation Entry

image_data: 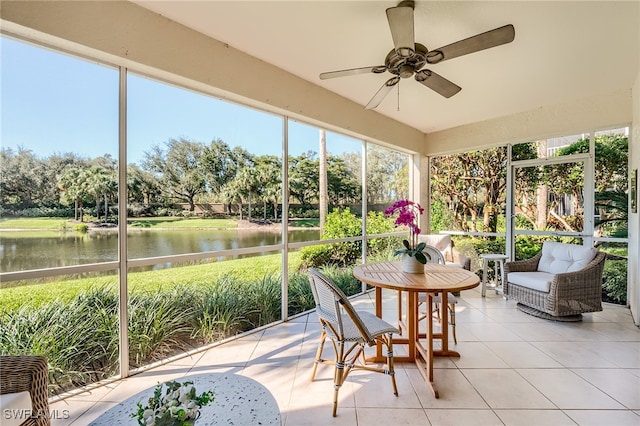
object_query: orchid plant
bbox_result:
[132,380,215,426]
[384,199,429,264]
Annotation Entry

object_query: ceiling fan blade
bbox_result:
[386,1,415,57]
[426,24,515,64]
[365,76,400,110]
[319,65,386,80]
[415,70,461,98]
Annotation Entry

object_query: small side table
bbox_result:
[480,254,508,297]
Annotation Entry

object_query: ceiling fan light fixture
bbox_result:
[399,64,414,78]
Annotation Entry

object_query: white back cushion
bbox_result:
[419,234,452,261]
[537,241,597,274]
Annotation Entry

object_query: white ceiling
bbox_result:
[133,1,639,134]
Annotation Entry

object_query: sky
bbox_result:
[0,36,362,165]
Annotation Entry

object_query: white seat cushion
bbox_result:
[508,271,556,293]
[0,391,33,426]
[537,241,597,274]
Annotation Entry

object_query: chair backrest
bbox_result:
[418,234,453,262]
[537,241,598,274]
[422,244,446,265]
[307,268,374,343]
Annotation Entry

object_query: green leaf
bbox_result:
[415,252,427,264]
[402,240,411,250]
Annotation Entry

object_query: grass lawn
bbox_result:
[0,252,304,314]
[0,216,240,230]
[128,217,238,229]
[0,217,70,229]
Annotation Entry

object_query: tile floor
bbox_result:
[49,286,640,425]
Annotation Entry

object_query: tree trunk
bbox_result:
[536,140,548,230]
[319,129,328,235]
[103,194,108,223]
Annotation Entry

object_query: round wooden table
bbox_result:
[353,261,479,397]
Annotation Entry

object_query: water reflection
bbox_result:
[0,229,319,272]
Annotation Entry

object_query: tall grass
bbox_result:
[0,266,360,396]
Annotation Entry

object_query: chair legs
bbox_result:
[311,328,327,381]
[431,297,457,345]
[310,327,397,417]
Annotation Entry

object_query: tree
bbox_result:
[366,146,408,204]
[0,147,57,206]
[85,166,117,222]
[431,147,508,232]
[201,139,241,196]
[288,152,319,209]
[127,164,161,206]
[58,167,86,221]
[327,156,360,206]
[254,155,282,221]
[142,138,207,211]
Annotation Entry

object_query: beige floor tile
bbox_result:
[583,341,640,368]
[571,368,640,409]
[357,407,430,425]
[501,322,568,342]
[425,408,503,426]
[462,322,524,342]
[462,369,555,409]
[407,368,489,409]
[193,338,260,368]
[350,368,421,409]
[517,369,625,409]
[494,409,576,426]
[283,404,357,425]
[44,291,640,426]
[532,341,618,368]
[449,342,511,369]
[48,399,107,426]
[564,409,640,426]
[483,341,563,368]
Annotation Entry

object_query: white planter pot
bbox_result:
[402,254,424,274]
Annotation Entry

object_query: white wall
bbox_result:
[629,72,640,325]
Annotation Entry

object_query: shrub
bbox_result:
[192,277,248,343]
[73,223,89,233]
[602,259,627,304]
[300,208,399,267]
[287,272,315,316]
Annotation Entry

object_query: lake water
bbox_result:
[0,229,320,273]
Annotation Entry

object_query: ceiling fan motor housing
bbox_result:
[385,43,428,78]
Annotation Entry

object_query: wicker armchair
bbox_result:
[0,355,50,426]
[307,268,398,417]
[504,242,606,321]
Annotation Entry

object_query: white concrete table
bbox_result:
[90,373,281,425]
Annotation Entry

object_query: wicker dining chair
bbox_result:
[417,245,459,344]
[0,355,50,426]
[307,268,399,417]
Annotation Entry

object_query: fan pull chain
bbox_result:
[397,82,400,111]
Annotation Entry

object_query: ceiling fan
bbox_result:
[319,1,515,110]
